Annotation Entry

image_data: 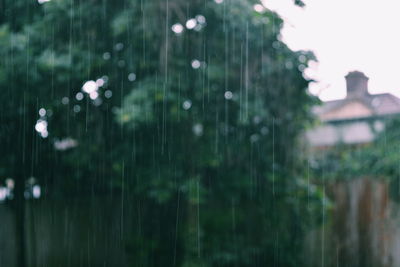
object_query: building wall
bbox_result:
[306,119,384,147]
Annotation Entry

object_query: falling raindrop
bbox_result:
[35,120,47,133]
[32,185,41,199]
[0,187,7,202]
[38,108,46,117]
[61,97,69,105]
[224,91,233,100]
[171,23,184,34]
[186,18,197,30]
[298,64,306,72]
[128,73,136,81]
[250,134,260,143]
[82,80,98,94]
[54,138,78,151]
[118,60,126,68]
[261,126,269,135]
[104,90,113,98]
[5,179,14,190]
[253,116,261,124]
[194,24,203,32]
[76,92,84,101]
[103,52,111,60]
[299,54,307,63]
[114,43,124,51]
[183,100,192,110]
[73,105,81,113]
[253,4,266,13]
[34,123,45,133]
[191,59,201,69]
[94,98,103,106]
[96,78,105,87]
[41,130,48,138]
[196,15,206,24]
[102,75,109,83]
[192,123,204,136]
[89,91,99,100]
[285,61,294,69]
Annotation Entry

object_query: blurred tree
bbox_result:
[112,0,321,266]
[0,0,322,267]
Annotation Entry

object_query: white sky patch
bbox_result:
[263,0,400,101]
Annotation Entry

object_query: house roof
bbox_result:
[314,71,400,122]
[307,71,400,147]
[313,92,400,122]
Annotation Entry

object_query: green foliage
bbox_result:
[112,0,321,266]
[0,0,322,266]
[311,117,400,181]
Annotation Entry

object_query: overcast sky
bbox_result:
[263,0,400,101]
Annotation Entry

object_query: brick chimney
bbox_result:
[345,71,369,98]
